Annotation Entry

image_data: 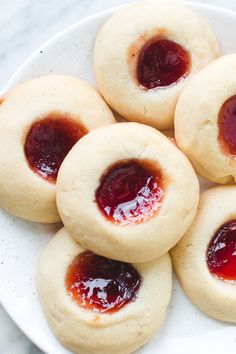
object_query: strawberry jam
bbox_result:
[137,39,189,89]
[66,251,141,313]
[95,159,163,225]
[207,220,236,280]
[218,95,236,156]
[24,113,87,183]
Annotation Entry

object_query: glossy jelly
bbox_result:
[24,113,87,182]
[207,220,236,280]
[66,251,141,313]
[137,39,189,89]
[96,159,163,225]
[218,95,236,157]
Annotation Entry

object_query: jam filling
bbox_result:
[207,220,236,281]
[218,95,236,156]
[24,113,87,182]
[95,159,163,225]
[137,38,189,89]
[66,251,141,313]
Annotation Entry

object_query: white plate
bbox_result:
[1,2,236,354]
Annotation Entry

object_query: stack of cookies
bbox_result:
[1,2,236,354]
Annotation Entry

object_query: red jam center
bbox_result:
[218,95,236,156]
[95,160,163,225]
[207,220,236,281]
[66,251,141,313]
[137,39,189,89]
[24,113,87,183]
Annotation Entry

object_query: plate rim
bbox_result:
[3,0,236,93]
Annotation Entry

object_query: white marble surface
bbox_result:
[1,0,236,353]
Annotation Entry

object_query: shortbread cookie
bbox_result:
[94,2,219,130]
[175,54,236,184]
[57,123,199,263]
[37,228,172,354]
[171,186,236,323]
[0,75,115,223]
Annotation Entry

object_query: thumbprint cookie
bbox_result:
[37,228,172,354]
[171,186,236,323]
[0,75,115,223]
[94,3,219,130]
[56,123,199,263]
[175,54,236,184]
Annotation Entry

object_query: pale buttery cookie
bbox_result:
[0,75,115,223]
[94,2,220,130]
[56,122,199,263]
[175,54,236,184]
[37,227,172,354]
[171,186,236,323]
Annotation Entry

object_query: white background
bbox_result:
[0,0,236,353]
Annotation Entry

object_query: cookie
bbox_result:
[37,228,172,354]
[0,75,115,223]
[94,2,219,130]
[171,186,236,323]
[56,122,199,263]
[175,54,236,184]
